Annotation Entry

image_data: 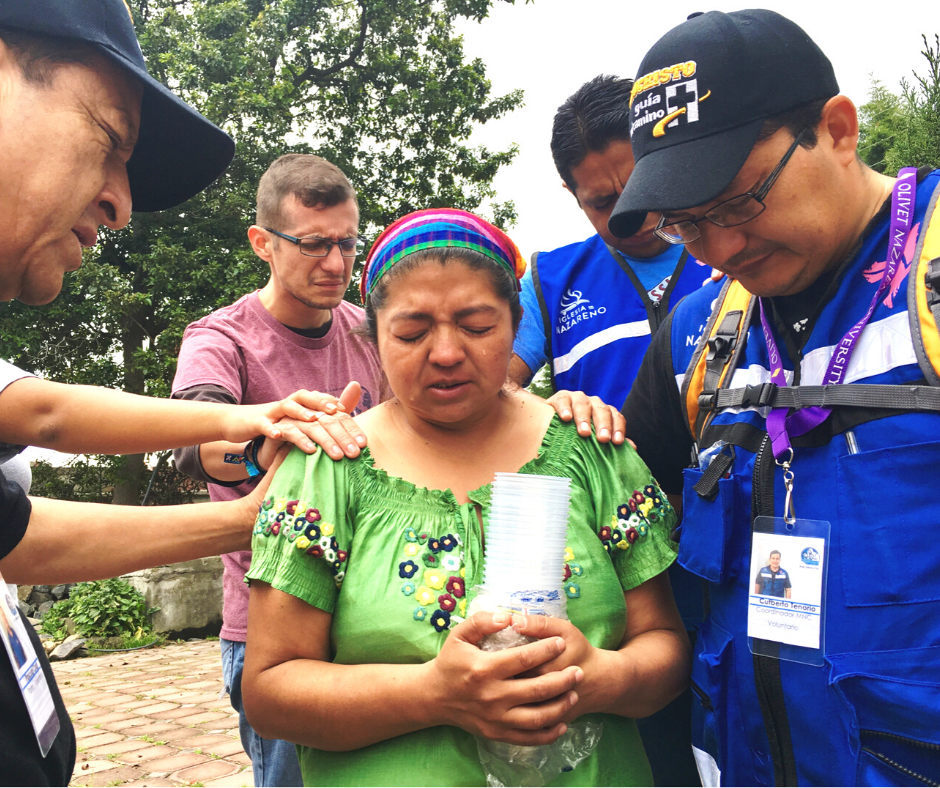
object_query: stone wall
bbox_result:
[122,557,224,639]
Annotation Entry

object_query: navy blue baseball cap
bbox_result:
[609,10,838,238]
[0,0,235,212]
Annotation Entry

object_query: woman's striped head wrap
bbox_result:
[361,208,526,302]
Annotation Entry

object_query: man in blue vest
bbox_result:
[509,74,707,401]
[613,10,940,786]
[754,551,791,599]
[511,74,704,788]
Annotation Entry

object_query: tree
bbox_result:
[859,34,940,174]
[0,0,525,503]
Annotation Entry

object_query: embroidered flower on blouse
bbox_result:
[399,560,419,579]
[458,599,467,617]
[401,581,416,596]
[295,537,311,551]
[304,523,321,541]
[404,543,421,558]
[446,577,465,598]
[570,563,583,577]
[404,527,419,543]
[599,525,613,541]
[424,569,446,590]
[413,607,428,622]
[307,544,324,558]
[438,594,457,612]
[616,503,631,519]
[431,609,452,632]
[626,527,639,544]
[321,523,335,537]
[271,523,281,536]
[337,550,348,562]
[262,496,274,510]
[427,537,443,553]
[285,500,299,515]
[442,554,461,572]
[563,564,572,581]
[564,547,575,562]
[304,508,321,523]
[439,534,458,552]
[632,491,646,504]
[565,582,581,599]
[416,586,436,606]
[422,552,441,568]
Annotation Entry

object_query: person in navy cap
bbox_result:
[0,2,369,783]
[615,9,940,787]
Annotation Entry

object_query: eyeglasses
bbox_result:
[654,128,808,245]
[263,227,365,258]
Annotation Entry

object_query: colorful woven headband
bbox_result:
[361,208,526,302]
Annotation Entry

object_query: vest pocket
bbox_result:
[679,468,736,584]
[829,646,940,786]
[837,441,940,607]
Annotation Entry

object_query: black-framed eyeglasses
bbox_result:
[263,227,365,258]
[654,128,808,245]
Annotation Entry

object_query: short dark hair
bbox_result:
[358,248,522,345]
[756,97,830,150]
[0,27,97,86]
[770,550,782,558]
[551,75,634,193]
[256,154,357,228]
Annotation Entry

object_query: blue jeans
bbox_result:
[221,638,304,787]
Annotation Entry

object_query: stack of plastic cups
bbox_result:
[481,472,571,616]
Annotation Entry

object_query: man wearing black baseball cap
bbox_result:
[616,10,940,786]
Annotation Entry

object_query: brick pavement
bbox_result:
[52,640,255,788]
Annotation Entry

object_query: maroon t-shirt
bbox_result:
[172,291,385,641]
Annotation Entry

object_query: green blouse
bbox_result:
[247,416,678,787]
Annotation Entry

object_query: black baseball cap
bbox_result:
[0,0,235,212]
[609,9,838,238]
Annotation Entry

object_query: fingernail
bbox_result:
[303,410,314,419]
[305,441,316,450]
[580,421,589,432]
[512,614,527,629]
[331,445,342,456]
[271,430,280,438]
[562,409,571,419]
[554,637,565,652]
[599,428,610,439]
[493,612,510,625]
[346,444,357,454]
[356,435,367,446]
[614,431,623,442]
[326,403,336,412]
[569,691,579,705]
[574,667,585,682]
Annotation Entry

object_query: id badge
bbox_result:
[747,517,829,666]
[0,572,59,756]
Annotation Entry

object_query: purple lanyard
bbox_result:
[759,168,919,460]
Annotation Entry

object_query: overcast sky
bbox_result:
[458,1,938,257]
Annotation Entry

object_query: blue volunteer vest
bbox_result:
[531,233,703,407]
[670,171,940,786]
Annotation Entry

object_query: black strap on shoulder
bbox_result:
[693,309,743,438]
[707,382,940,413]
[529,252,556,391]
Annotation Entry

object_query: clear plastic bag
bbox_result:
[470,588,603,786]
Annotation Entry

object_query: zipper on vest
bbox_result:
[860,730,940,786]
[752,434,799,786]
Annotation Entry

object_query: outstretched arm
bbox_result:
[0,450,287,585]
[0,376,345,456]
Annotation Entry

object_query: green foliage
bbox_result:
[38,602,71,641]
[859,34,940,173]
[40,579,158,640]
[0,0,525,502]
[526,365,554,400]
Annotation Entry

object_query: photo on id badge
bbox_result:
[748,532,824,650]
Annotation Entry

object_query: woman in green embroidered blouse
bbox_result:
[242,210,690,787]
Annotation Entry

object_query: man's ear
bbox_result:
[819,95,860,167]
[562,180,581,208]
[247,225,274,263]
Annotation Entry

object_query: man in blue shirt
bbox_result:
[755,551,792,599]
[510,74,703,787]
[509,75,707,403]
